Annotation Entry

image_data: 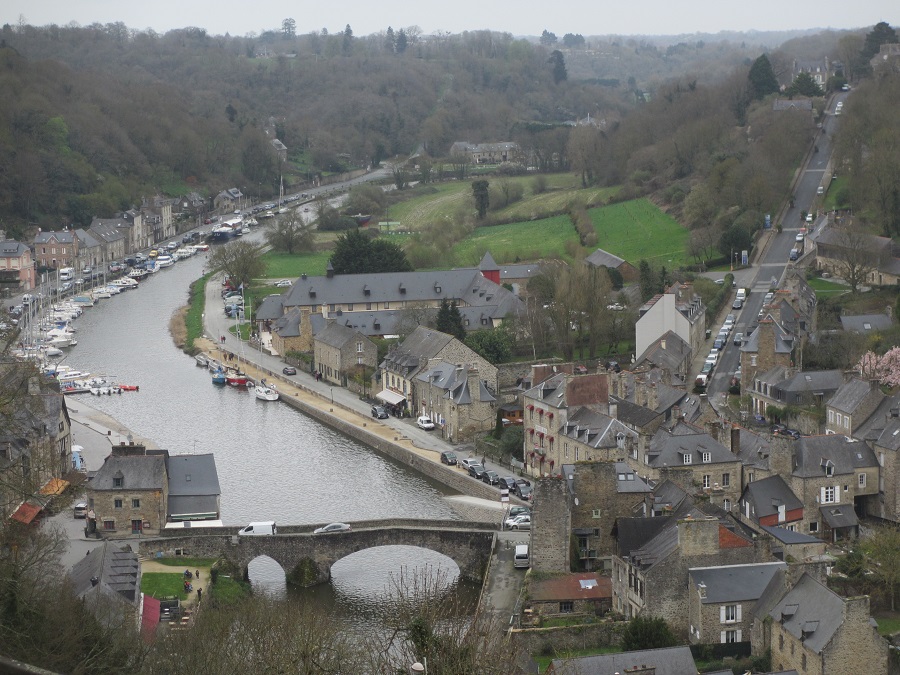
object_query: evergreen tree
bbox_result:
[396,29,408,54]
[472,180,490,219]
[787,72,824,97]
[621,616,678,652]
[329,229,412,274]
[384,26,395,53]
[548,50,567,84]
[436,298,452,334]
[448,301,465,339]
[747,54,779,99]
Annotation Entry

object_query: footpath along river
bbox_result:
[65,251,479,615]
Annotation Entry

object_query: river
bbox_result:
[61,250,478,611]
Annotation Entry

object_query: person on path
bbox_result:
[196,569,200,580]
[197,588,202,603]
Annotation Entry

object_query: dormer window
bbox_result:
[399,284,406,294]
[683,453,692,465]
[434,284,441,294]
[702,452,711,463]
[113,470,124,488]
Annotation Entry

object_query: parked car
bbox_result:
[733,332,744,346]
[516,478,532,489]
[73,501,88,518]
[313,523,351,534]
[275,279,293,287]
[732,298,743,310]
[468,464,486,480]
[574,364,588,375]
[440,451,458,465]
[282,366,297,376]
[460,458,480,471]
[796,232,805,242]
[498,476,517,491]
[606,303,625,311]
[416,416,435,430]
[482,470,500,486]
[509,505,531,518]
[371,405,389,419]
[505,514,531,530]
[516,484,534,501]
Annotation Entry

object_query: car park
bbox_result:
[416,415,435,430]
[509,505,531,518]
[371,405,389,419]
[482,470,500,486]
[313,523,351,534]
[440,451,458,465]
[282,366,297,376]
[460,458,480,471]
[468,464,486,480]
[498,476,517,491]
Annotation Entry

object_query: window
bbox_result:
[683,453,692,465]
[560,601,573,613]
[592,509,601,518]
[103,520,115,531]
[113,477,123,488]
[132,499,140,509]
[575,449,580,461]
[356,341,363,353]
[702,452,711,463]
[722,604,740,622]
[366,302,372,310]
[329,304,336,312]
[747,472,754,483]
[564,443,568,460]
[114,499,123,509]
[723,630,738,643]
[721,473,730,487]
[751,355,757,367]
[825,461,834,477]
[828,409,834,423]
[383,302,390,309]
[809,521,818,533]
[844,416,850,429]
[822,486,836,504]
[724,498,731,511]
[703,475,711,489]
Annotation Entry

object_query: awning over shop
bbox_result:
[376,389,406,406]
[11,502,42,525]
[40,478,70,497]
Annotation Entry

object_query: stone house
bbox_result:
[792,58,831,86]
[165,454,221,523]
[525,572,612,619]
[611,514,769,635]
[121,209,150,253]
[74,229,104,272]
[33,229,78,270]
[313,321,377,387]
[747,367,844,433]
[569,461,651,568]
[636,282,706,362]
[584,247,638,282]
[378,326,497,419]
[840,312,893,335]
[740,318,796,401]
[545,646,699,675]
[449,141,520,164]
[753,571,887,675]
[760,525,827,563]
[825,377,884,436]
[0,240,35,291]
[141,196,175,243]
[814,226,900,287]
[270,308,316,356]
[69,541,142,623]
[271,138,288,161]
[632,331,692,387]
[739,474,804,530]
[531,477,572,573]
[87,443,168,536]
[214,187,244,212]
[86,219,128,266]
[414,362,496,442]
[557,406,639,466]
[687,561,786,645]
[768,435,879,540]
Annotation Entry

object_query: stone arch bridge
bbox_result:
[138,519,497,586]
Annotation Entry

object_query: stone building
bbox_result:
[570,461,651,568]
[87,220,128,266]
[531,477,571,573]
[33,229,78,270]
[165,454,221,523]
[141,196,175,243]
[611,514,770,635]
[414,362,496,442]
[747,367,844,433]
[870,412,900,522]
[557,406,638,466]
[738,474,804,530]
[753,572,888,675]
[525,572,612,619]
[87,443,168,536]
[825,377,884,436]
[0,240,35,291]
[584,247,638,282]
[313,322,377,387]
[740,318,795,401]
[635,282,706,362]
[687,561,786,645]
[69,541,142,624]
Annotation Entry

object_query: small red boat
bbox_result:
[226,371,251,387]
[119,385,139,392]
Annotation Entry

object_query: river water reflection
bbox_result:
[66,252,475,609]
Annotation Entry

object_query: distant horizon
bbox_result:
[3,0,897,42]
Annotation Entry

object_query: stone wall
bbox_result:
[89,487,167,536]
[532,477,571,573]
[510,621,627,656]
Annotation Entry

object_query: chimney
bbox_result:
[731,426,741,455]
[326,262,334,279]
[705,420,720,443]
[635,379,647,407]
[697,582,707,599]
[648,382,658,411]
[609,401,618,419]
[90,576,99,587]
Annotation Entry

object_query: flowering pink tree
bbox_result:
[856,347,900,387]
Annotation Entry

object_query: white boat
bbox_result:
[128,268,151,281]
[156,255,174,268]
[103,285,122,295]
[110,277,139,289]
[254,383,279,401]
[72,296,94,307]
[92,289,112,299]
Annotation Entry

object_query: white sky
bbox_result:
[3,0,898,39]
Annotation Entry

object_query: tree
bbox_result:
[436,299,465,340]
[396,28,408,54]
[829,225,878,293]
[342,24,353,55]
[539,30,558,46]
[384,26,395,53]
[264,215,314,255]
[747,54,779,100]
[207,239,267,289]
[281,18,296,38]
[394,302,435,338]
[855,347,900,387]
[393,165,409,190]
[861,22,899,64]
[567,126,604,187]
[472,179,490,219]
[548,50,567,84]
[315,198,356,232]
[465,325,512,363]
[562,33,585,49]
[863,525,900,611]
[329,228,412,275]
[621,616,678,652]
[787,72,824,97]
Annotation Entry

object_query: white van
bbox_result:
[735,288,747,302]
[514,544,530,569]
[238,521,277,536]
[59,267,74,281]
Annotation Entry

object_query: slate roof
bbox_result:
[381,326,454,377]
[69,541,140,604]
[75,228,102,250]
[272,308,302,338]
[611,397,662,428]
[281,268,522,319]
[614,462,652,494]
[165,454,220,496]
[255,294,285,321]
[874,417,900,451]
[741,475,803,519]
[820,504,859,529]
[778,369,844,395]
[760,526,821,545]
[546,646,697,675]
[415,362,495,405]
[741,319,795,355]
[315,321,364,349]
[792,435,878,478]
[650,479,691,513]
[559,406,638,450]
[523,372,569,410]
[615,516,675,559]
[633,331,691,373]
[841,313,893,333]
[828,378,880,415]
[34,230,76,245]
[0,240,30,258]
[735,427,772,471]
[91,454,166,491]
[500,263,542,280]
[585,248,627,269]
[853,395,900,444]
[646,426,738,469]
[689,561,786,603]
[767,573,844,654]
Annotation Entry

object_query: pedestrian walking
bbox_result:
[196,569,200,580]
[197,588,202,603]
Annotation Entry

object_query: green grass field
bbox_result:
[808,277,849,297]
[588,199,689,267]
[875,614,900,636]
[261,251,332,278]
[141,572,191,601]
[452,215,575,266]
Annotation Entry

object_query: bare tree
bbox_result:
[264,215,314,255]
[206,239,267,289]
[394,301,436,339]
[828,225,879,293]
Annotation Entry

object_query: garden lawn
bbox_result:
[534,646,621,672]
[808,277,849,297]
[261,251,332,278]
[141,572,190,601]
[588,198,688,267]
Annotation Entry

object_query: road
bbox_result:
[705,91,849,408]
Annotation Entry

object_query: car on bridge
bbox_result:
[509,506,531,518]
[313,522,351,534]
[482,470,500,486]
[468,464,486,480]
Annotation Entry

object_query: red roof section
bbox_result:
[719,524,753,549]
[10,502,41,525]
[141,595,160,642]
[529,573,612,602]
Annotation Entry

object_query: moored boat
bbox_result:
[254,383,279,401]
[211,368,227,385]
[195,354,209,367]
[226,370,251,387]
